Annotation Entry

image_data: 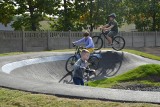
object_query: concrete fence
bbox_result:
[0,31,160,53]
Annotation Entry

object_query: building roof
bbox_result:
[0,22,14,31]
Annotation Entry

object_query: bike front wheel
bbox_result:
[112,36,125,51]
[88,56,99,70]
[92,35,103,50]
[65,56,77,73]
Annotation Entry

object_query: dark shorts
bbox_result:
[73,77,84,85]
[104,31,118,38]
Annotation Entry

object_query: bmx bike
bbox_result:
[92,30,125,51]
[65,45,100,73]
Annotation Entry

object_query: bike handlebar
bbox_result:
[72,43,85,49]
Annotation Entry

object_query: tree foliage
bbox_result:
[1,0,61,31]
[1,0,160,31]
[124,0,160,31]
[0,1,15,26]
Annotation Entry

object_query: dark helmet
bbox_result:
[108,13,116,18]
[83,31,89,37]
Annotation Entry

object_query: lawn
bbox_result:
[0,88,159,107]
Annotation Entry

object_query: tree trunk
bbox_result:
[64,0,68,31]
[90,0,93,32]
[28,0,36,31]
[152,12,156,31]
[152,0,156,31]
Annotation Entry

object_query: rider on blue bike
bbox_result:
[72,31,94,53]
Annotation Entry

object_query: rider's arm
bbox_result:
[105,25,114,30]
[73,37,85,45]
[102,24,109,28]
[74,59,86,70]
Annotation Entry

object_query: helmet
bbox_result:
[83,31,89,37]
[108,13,116,18]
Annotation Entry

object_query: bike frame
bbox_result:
[99,31,114,41]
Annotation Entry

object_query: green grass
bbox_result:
[0,52,25,57]
[123,49,160,61]
[88,64,160,88]
[0,88,159,107]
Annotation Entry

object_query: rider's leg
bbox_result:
[73,77,84,85]
[87,48,94,53]
[106,36,112,45]
[107,31,118,45]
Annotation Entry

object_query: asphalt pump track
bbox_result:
[0,51,160,103]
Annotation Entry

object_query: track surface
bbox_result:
[0,51,160,103]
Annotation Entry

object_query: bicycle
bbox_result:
[92,30,125,51]
[65,45,100,73]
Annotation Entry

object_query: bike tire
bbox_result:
[88,56,99,70]
[112,36,125,51]
[65,56,77,73]
[92,35,103,50]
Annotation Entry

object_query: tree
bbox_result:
[51,0,89,31]
[0,0,61,31]
[52,0,125,31]
[124,0,160,31]
[0,1,15,26]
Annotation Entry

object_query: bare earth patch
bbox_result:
[112,82,160,92]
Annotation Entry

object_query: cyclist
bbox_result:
[72,31,94,53]
[72,49,96,85]
[101,13,118,45]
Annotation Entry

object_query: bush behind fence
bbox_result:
[0,31,159,53]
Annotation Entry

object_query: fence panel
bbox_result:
[24,31,48,51]
[156,32,160,46]
[0,31,22,53]
[144,32,156,47]
[48,31,70,50]
[132,32,145,47]
[121,32,133,47]
[0,31,160,53]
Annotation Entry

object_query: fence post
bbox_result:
[22,30,25,52]
[143,32,146,47]
[68,30,71,49]
[132,32,133,47]
[155,31,157,47]
[47,31,50,50]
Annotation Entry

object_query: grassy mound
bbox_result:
[123,49,160,61]
[88,64,160,88]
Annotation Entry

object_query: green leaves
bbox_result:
[1,0,160,31]
[0,0,61,31]
[124,0,160,31]
[0,1,15,26]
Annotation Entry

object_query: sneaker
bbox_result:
[91,70,96,77]
[108,43,113,46]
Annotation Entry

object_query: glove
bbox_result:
[72,43,76,47]
[80,66,86,70]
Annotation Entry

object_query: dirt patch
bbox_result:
[112,82,160,92]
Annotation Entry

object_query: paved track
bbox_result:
[0,51,160,103]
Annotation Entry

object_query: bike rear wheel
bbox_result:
[92,35,103,50]
[88,56,99,70]
[65,56,77,73]
[112,36,125,51]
